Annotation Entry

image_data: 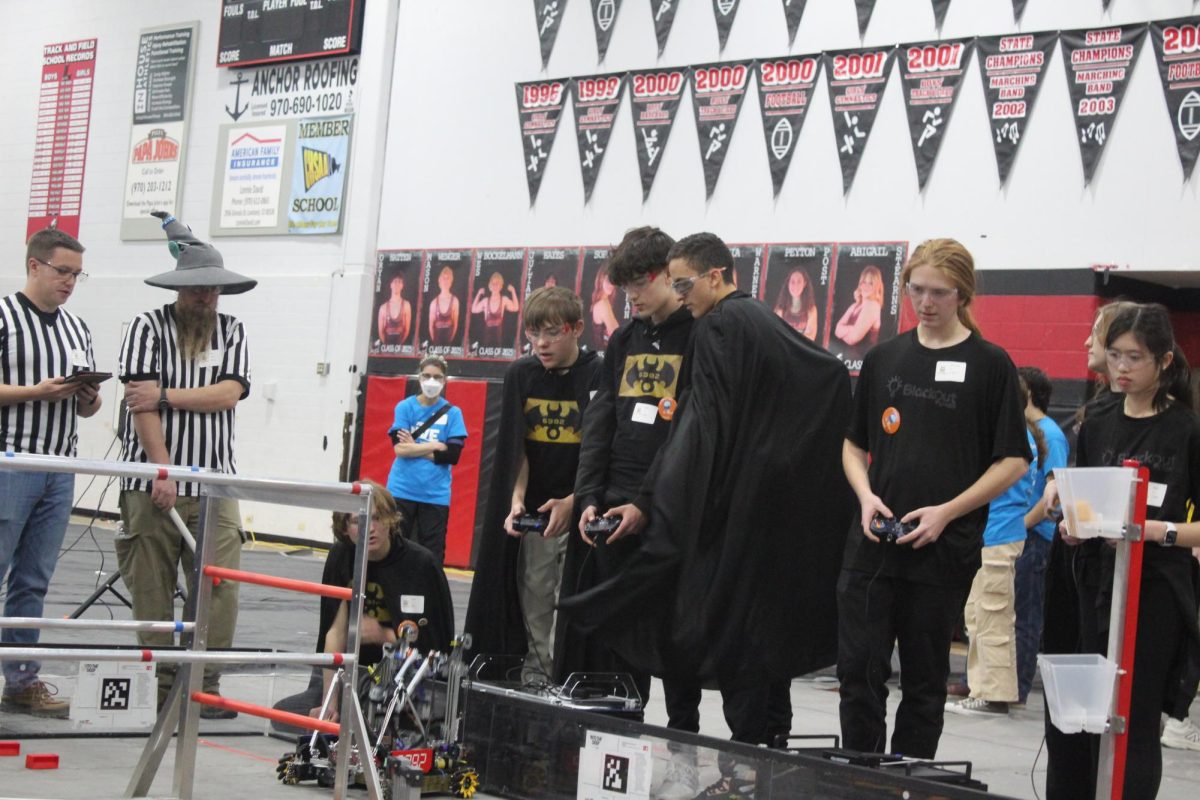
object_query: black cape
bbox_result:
[463,349,603,659]
[559,292,853,682]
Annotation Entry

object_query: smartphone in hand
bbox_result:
[64,370,112,385]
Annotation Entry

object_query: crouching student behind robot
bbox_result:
[311,481,453,721]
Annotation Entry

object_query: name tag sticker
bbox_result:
[631,403,658,425]
[1146,481,1167,508]
[400,595,425,614]
[71,349,89,368]
[197,348,223,368]
[935,361,967,382]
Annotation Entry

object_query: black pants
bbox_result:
[663,675,792,746]
[395,499,449,564]
[836,569,966,758]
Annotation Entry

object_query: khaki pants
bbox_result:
[116,491,242,702]
[964,540,1025,703]
[516,532,566,681]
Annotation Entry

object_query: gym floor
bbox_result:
[1,519,1197,799]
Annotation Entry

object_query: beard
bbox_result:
[176,301,217,361]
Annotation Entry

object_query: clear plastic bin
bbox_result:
[1038,653,1118,734]
[1052,467,1136,539]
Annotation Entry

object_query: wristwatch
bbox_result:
[158,384,171,410]
[1160,522,1178,547]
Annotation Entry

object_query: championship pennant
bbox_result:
[627,67,687,200]
[755,55,823,195]
[590,0,624,62]
[977,31,1058,185]
[571,73,625,201]
[689,60,754,197]
[824,46,897,193]
[516,80,567,204]
[897,38,975,190]
[1060,24,1148,184]
[1149,18,1200,181]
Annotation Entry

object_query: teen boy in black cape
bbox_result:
[560,233,853,745]
[463,288,603,678]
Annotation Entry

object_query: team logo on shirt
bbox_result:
[363,581,392,624]
[619,354,682,399]
[882,406,901,434]
[524,399,583,443]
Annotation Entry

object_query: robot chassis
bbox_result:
[276,628,479,799]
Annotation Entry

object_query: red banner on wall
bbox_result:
[28,38,97,239]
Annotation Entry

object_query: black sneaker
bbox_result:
[199,695,239,719]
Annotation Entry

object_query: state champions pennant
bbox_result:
[571,72,625,201]
[1060,23,1148,184]
[897,38,975,190]
[1149,18,1200,181]
[977,31,1058,185]
[824,45,897,193]
[516,79,567,204]
[627,67,687,200]
[755,55,823,195]
[689,60,754,197]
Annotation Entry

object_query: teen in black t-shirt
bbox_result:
[838,239,1030,759]
[1044,304,1200,800]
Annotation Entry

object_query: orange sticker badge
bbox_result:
[658,397,677,421]
[881,407,901,434]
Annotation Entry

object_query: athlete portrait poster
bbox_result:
[828,241,908,373]
[763,243,834,346]
[421,250,471,357]
[468,249,525,361]
[371,249,423,357]
[579,246,623,354]
[523,247,583,355]
[729,243,764,300]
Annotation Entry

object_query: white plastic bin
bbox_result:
[1052,467,1136,539]
[1038,653,1118,734]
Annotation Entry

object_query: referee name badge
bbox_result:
[196,347,223,368]
[71,349,89,368]
[400,594,425,614]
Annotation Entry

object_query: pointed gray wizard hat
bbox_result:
[145,210,257,295]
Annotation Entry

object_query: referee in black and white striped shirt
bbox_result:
[115,212,255,716]
[1,228,101,717]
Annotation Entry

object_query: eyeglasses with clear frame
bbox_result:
[904,282,957,302]
[524,324,569,344]
[33,258,88,283]
[1105,348,1152,370]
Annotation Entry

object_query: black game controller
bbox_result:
[583,515,622,543]
[869,515,917,544]
[512,513,550,534]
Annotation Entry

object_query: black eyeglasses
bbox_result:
[34,258,88,282]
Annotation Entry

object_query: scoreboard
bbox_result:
[218,0,365,68]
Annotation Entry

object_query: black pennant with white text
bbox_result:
[516,80,567,204]
[1060,24,1148,184]
[1150,18,1200,181]
[590,0,624,62]
[712,0,742,51]
[627,67,688,200]
[824,46,897,193]
[649,0,680,56]
[755,55,823,195]
[977,31,1058,185]
[533,0,568,68]
[897,38,975,190]
[782,1,808,46]
[571,73,625,200]
[689,60,754,197]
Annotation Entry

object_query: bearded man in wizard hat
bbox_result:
[115,210,255,717]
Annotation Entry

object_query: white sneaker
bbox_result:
[654,758,699,800]
[1161,717,1200,751]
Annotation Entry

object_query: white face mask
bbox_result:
[419,378,443,399]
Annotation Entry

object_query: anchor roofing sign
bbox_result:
[221,54,358,121]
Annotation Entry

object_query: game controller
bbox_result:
[583,515,622,543]
[512,513,550,534]
[869,515,917,544]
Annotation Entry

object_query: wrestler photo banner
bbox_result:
[824,46,897,193]
[516,79,567,204]
[729,243,765,299]
[371,250,424,358]
[580,246,624,353]
[755,55,822,196]
[855,0,878,38]
[1150,18,1200,181]
[931,0,951,29]
[422,250,472,358]
[468,249,527,361]
[627,67,688,200]
[689,60,755,197]
[782,1,808,46]
[523,246,585,354]
[1060,24,1148,184]
[590,0,623,62]
[650,0,680,56]
[898,38,975,190]
[831,242,907,374]
[571,73,625,201]
[977,31,1059,185]
[712,0,743,51]
[533,0,567,68]
[763,244,834,347]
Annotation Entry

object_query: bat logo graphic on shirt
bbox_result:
[619,354,682,399]
[524,398,583,443]
[363,581,392,624]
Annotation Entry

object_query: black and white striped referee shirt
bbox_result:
[117,304,251,495]
[0,292,95,457]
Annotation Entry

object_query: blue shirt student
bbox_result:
[983,429,1039,548]
[1030,416,1069,541]
[387,395,468,506]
